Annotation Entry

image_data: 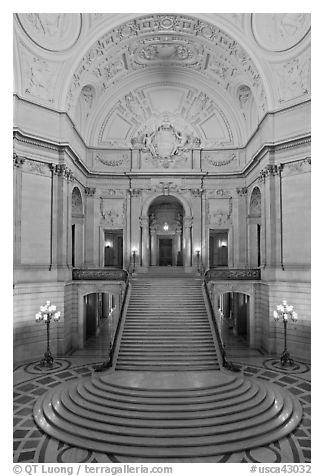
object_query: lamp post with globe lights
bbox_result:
[273,300,298,366]
[35,301,61,367]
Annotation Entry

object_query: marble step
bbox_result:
[34,371,302,458]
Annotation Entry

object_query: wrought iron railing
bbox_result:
[202,277,241,372]
[205,268,261,281]
[72,268,128,281]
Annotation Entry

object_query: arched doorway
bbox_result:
[148,196,184,266]
[71,186,84,267]
[140,192,193,268]
[248,186,262,267]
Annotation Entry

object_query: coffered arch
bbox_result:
[61,13,272,145]
[87,69,247,147]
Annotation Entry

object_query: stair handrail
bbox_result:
[202,275,241,372]
[94,269,130,371]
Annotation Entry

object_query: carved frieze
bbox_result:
[208,197,233,226]
[21,51,58,104]
[206,189,232,199]
[96,153,128,168]
[23,158,50,176]
[282,158,311,176]
[276,54,311,102]
[100,189,126,199]
[100,198,125,227]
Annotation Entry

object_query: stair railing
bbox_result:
[202,275,241,372]
[94,270,130,372]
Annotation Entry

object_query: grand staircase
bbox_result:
[33,268,303,460]
[116,271,220,371]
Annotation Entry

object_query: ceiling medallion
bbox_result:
[252,13,310,52]
[131,116,201,168]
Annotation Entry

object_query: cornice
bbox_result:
[13,127,311,181]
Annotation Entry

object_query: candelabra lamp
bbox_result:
[35,301,61,367]
[273,300,298,366]
[195,249,200,272]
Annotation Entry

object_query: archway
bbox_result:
[140,192,193,268]
[148,196,184,266]
[248,186,262,267]
[71,186,84,267]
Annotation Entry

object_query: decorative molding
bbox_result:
[96,153,127,167]
[204,152,236,167]
[206,189,232,199]
[67,14,267,114]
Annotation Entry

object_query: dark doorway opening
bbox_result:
[159,238,173,266]
[104,230,123,268]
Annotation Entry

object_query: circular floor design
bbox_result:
[13,361,311,463]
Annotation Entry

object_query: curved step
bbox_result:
[34,370,302,458]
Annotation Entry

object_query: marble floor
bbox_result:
[13,319,311,464]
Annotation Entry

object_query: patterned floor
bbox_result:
[13,320,311,464]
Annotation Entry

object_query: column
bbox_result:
[140,216,150,267]
[13,155,25,265]
[150,227,157,266]
[235,187,248,267]
[183,216,193,268]
[84,187,96,267]
[259,164,282,270]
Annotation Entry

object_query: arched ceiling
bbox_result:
[14,13,311,149]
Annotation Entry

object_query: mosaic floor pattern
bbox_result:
[13,358,311,463]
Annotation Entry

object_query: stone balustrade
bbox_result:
[72,268,128,281]
[205,268,261,281]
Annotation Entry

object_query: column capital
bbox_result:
[183,216,193,228]
[258,164,283,183]
[50,163,74,181]
[13,153,25,168]
[236,186,248,196]
[84,187,96,197]
[140,216,149,227]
